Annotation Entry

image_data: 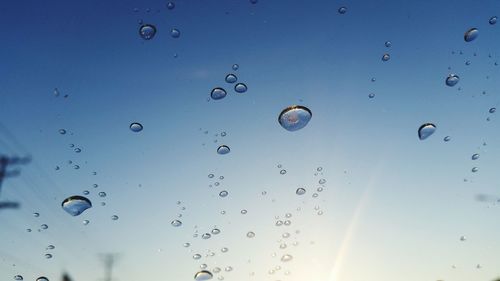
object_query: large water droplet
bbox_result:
[418,123,436,140]
[194,270,213,281]
[171,28,181,38]
[217,145,230,155]
[61,196,92,216]
[130,122,143,132]
[278,105,312,132]
[234,83,247,93]
[445,74,460,87]
[211,87,227,100]
[225,74,237,83]
[464,28,479,42]
[139,24,157,40]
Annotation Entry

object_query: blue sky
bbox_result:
[1,0,500,280]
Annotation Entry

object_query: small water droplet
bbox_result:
[211,228,220,234]
[281,254,293,262]
[217,145,230,155]
[59,129,66,135]
[234,83,248,93]
[98,192,107,198]
[82,190,89,195]
[111,215,119,220]
[194,270,213,281]
[385,41,392,47]
[382,54,390,61]
[36,277,49,281]
[489,107,496,113]
[219,190,228,197]
[280,169,287,175]
[130,122,143,132]
[211,87,227,100]
[171,28,181,38]
[338,6,347,14]
[14,275,23,280]
[418,123,436,140]
[445,74,460,87]
[193,254,202,260]
[278,105,312,131]
[139,24,157,40]
[296,188,306,195]
[464,28,479,42]
[444,136,451,142]
[319,178,326,184]
[202,233,211,239]
[61,195,92,216]
[232,64,239,70]
[74,148,81,153]
[460,235,467,241]
[83,220,90,225]
[472,154,480,160]
[225,74,237,83]
[246,231,255,238]
[167,2,175,10]
[221,247,228,253]
[240,209,247,214]
[489,16,497,25]
[368,93,375,99]
[45,253,52,259]
[471,167,479,173]
[171,219,182,227]
[33,212,40,217]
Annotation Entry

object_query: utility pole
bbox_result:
[0,154,30,210]
[99,253,120,281]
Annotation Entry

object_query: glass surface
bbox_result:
[1,0,500,281]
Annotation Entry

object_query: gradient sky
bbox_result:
[1,0,500,280]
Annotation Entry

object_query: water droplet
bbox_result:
[319,178,326,184]
[171,28,181,38]
[464,28,479,42]
[234,83,247,93]
[460,235,467,241]
[167,2,175,9]
[83,220,90,225]
[281,254,293,262]
[200,264,207,269]
[276,220,283,226]
[14,275,23,280]
[45,253,52,259]
[225,74,237,83]
[278,105,312,131]
[368,93,375,99]
[445,74,460,87]
[472,167,479,173]
[250,0,258,4]
[240,209,247,214]
[74,148,81,153]
[210,87,227,100]
[202,233,211,239]
[489,107,496,113]
[183,242,190,247]
[296,188,306,195]
[139,24,157,40]
[221,247,228,253]
[59,129,66,135]
[98,192,107,198]
[418,123,436,140]
[280,169,287,175]
[219,190,228,197]
[82,190,89,195]
[489,16,497,25]
[246,231,255,238]
[212,267,221,273]
[194,270,213,281]
[284,220,291,225]
[193,254,202,260]
[444,136,451,142]
[472,154,480,160]
[212,228,221,234]
[217,145,230,155]
[33,212,40,217]
[338,6,347,14]
[111,215,119,220]
[171,219,182,227]
[73,165,80,170]
[385,41,392,47]
[130,122,143,132]
[26,228,32,232]
[61,195,92,216]
[382,54,390,61]
[36,277,49,281]
[232,64,239,70]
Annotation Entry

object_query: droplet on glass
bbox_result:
[202,233,211,239]
[385,41,392,47]
[74,148,81,153]
[61,195,92,216]
[83,220,90,225]
[171,28,181,38]
[296,188,306,195]
[444,136,451,142]
[130,122,143,132]
[171,219,182,227]
[280,169,287,175]
[489,107,496,113]
[382,54,390,61]
[460,235,467,241]
[219,190,228,197]
[33,212,40,217]
[217,145,230,155]
[246,231,255,238]
[210,87,227,100]
[471,167,479,173]
[418,123,436,140]
[194,271,213,281]
[59,129,66,135]
[368,93,375,99]
[193,254,202,260]
[111,215,119,220]
[225,74,237,83]
[489,16,497,25]
[167,2,175,9]
[464,28,479,42]
[14,275,23,280]
[139,24,157,40]
[211,228,220,234]
[36,277,49,281]
[234,83,248,93]
[471,153,480,160]
[445,74,460,87]
[45,254,52,259]
[338,6,347,14]
[278,105,312,132]
[232,64,239,71]
[281,254,293,262]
